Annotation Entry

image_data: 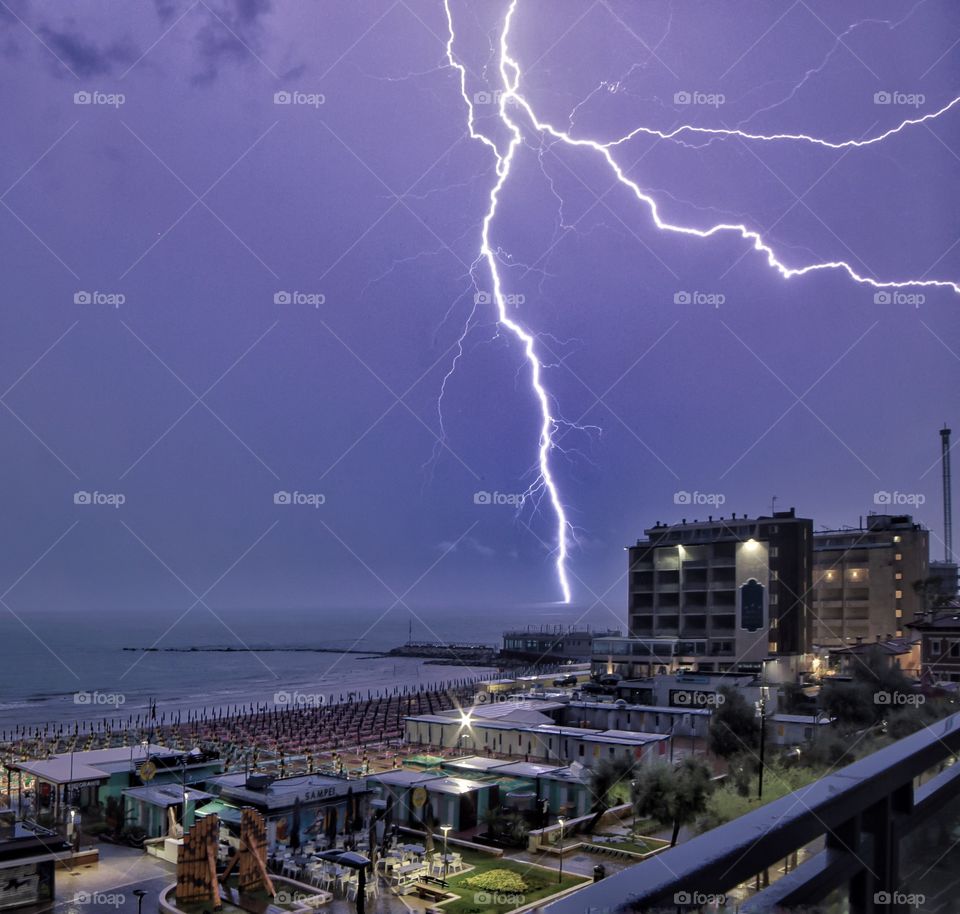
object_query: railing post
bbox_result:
[827,813,874,914]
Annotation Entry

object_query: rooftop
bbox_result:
[123,784,214,807]
[10,743,179,784]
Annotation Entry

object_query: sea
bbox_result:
[0,604,617,733]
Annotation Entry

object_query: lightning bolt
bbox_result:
[442,0,960,605]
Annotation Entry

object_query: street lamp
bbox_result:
[557,816,566,884]
[756,661,770,799]
[441,824,452,887]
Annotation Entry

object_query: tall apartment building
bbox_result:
[626,509,813,673]
[811,514,928,648]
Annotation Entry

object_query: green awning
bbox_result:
[404,755,444,768]
[194,800,242,824]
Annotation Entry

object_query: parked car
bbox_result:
[553,674,578,687]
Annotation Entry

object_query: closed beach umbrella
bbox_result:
[290,798,302,851]
[422,801,435,854]
[325,805,338,846]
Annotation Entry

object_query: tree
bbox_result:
[588,756,638,813]
[824,645,917,727]
[708,687,760,758]
[821,680,875,727]
[632,757,713,847]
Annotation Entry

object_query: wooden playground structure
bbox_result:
[176,808,275,911]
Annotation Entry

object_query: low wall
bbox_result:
[527,802,633,851]
[398,825,503,857]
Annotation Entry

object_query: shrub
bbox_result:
[464,869,528,894]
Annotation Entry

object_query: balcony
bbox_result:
[545,711,960,914]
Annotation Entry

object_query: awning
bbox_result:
[194,800,243,824]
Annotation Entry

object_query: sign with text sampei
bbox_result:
[739,578,765,632]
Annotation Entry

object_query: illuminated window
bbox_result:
[896,609,903,618]
[895,553,902,561]
[895,572,902,580]
[895,590,903,599]
[893,536,901,543]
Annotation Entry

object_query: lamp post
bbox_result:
[557,816,566,884]
[756,661,769,800]
[441,824,451,887]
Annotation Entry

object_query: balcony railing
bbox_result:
[545,712,960,913]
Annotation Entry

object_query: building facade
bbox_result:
[812,514,928,647]
[501,627,621,662]
[626,509,813,671]
[907,612,960,684]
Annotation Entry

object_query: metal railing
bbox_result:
[544,712,960,913]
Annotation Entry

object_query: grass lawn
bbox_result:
[587,834,668,855]
[438,852,588,914]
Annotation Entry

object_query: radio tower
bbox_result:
[941,425,953,562]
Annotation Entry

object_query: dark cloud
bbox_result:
[38,24,136,77]
[190,0,273,84]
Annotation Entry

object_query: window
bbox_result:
[770,546,779,557]
[895,572,902,580]
[895,553,902,561]
[951,641,960,659]
[895,590,903,600]
[932,640,942,654]
[893,536,902,543]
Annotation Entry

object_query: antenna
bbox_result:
[942,425,953,562]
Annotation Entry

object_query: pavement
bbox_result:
[54,844,175,913]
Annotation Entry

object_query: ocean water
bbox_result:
[0,604,612,732]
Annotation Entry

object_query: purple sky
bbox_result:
[1,0,958,629]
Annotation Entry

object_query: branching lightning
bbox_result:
[442,0,960,604]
